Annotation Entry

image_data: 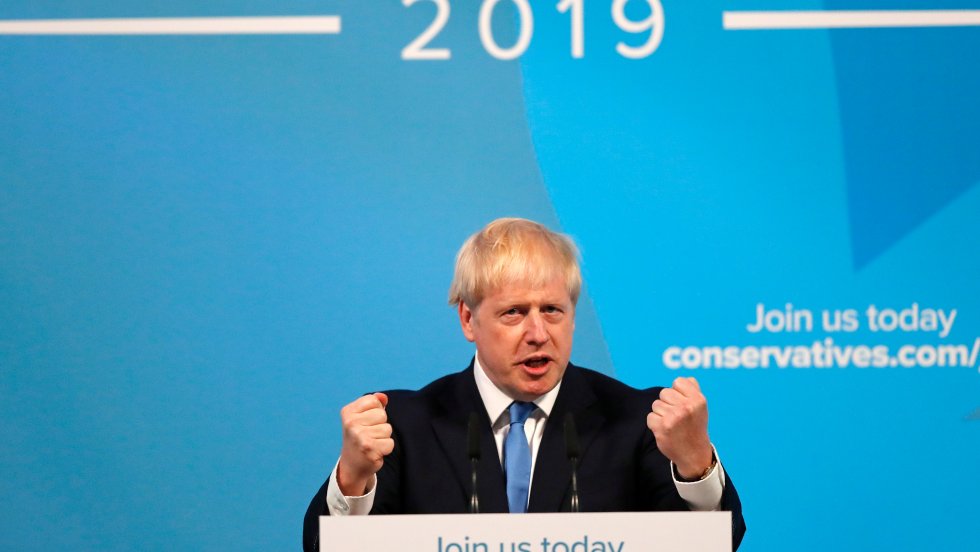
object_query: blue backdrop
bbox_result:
[1,1,978,550]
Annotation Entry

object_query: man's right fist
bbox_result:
[336,392,394,496]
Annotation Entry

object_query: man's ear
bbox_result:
[458,302,476,342]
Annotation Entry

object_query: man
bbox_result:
[304,218,745,551]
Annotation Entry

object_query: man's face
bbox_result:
[458,278,575,401]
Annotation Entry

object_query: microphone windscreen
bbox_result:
[563,412,581,459]
[467,412,481,460]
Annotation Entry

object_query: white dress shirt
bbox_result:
[326,354,726,515]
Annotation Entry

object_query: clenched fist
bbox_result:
[646,377,714,480]
[336,392,394,496]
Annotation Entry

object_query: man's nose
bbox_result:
[523,311,550,345]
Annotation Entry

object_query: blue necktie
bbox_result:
[504,401,536,513]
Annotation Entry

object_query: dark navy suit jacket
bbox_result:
[303,363,746,551]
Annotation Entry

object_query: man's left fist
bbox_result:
[646,377,713,480]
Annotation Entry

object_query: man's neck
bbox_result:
[472,352,562,424]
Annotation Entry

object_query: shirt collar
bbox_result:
[473,351,562,425]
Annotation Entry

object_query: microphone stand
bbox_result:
[564,413,581,513]
[467,412,481,513]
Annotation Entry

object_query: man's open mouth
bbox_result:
[522,357,550,368]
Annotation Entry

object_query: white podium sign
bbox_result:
[319,511,731,552]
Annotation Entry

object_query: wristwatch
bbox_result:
[674,451,717,482]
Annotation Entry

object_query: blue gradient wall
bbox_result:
[1,2,977,550]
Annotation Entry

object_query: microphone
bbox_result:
[467,411,481,513]
[563,413,581,512]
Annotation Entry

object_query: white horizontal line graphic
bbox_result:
[0,16,341,35]
[723,10,980,30]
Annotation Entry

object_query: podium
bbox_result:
[319,511,732,551]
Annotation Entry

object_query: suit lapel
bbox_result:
[528,364,604,513]
[430,365,509,513]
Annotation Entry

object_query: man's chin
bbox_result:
[515,373,560,400]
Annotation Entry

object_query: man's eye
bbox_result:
[503,308,521,316]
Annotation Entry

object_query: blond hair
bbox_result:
[448,218,582,309]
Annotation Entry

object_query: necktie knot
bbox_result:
[509,401,536,426]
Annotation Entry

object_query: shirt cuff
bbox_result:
[325,460,377,516]
[670,445,726,511]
